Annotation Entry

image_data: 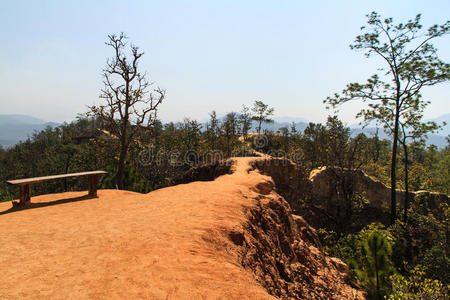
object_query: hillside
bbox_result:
[0,157,364,299]
[0,114,60,148]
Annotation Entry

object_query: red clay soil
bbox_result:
[0,157,365,299]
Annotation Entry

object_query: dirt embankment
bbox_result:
[0,157,364,299]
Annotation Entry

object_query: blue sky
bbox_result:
[1,0,449,124]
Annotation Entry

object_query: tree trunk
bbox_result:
[373,251,380,298]
[116,118,129,190]
[403,142,409,223]
[116,144,127,190]
[115,78,131,190]
[390,108,400,225]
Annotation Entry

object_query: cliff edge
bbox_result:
[0,157,364,299]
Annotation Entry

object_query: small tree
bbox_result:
[251,100,274,134]
[371,128,382,163]
[358,230,394,299]
[180,118,202,152]
[206,111,221,150]
[239,105,252,140]
[90,33,165,189]
[325,12,450,224]
[222,112,239,157]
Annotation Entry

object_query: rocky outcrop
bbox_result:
[309,167,402,211]
[251,157,448,230]
[232,192,364,299]
[309,166,448,220]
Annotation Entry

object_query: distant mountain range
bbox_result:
[0,113,448,148]
[0,115,60,148]
[347,114,449,148]
[248,115,449,148]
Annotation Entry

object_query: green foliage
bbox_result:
[222,112,240,157]
[319,223,396,298]
[388,265,449,299]
[363,162,391,187]
[239,105,252,139]
[0,118,119,201]
[251,100,274,134]
[299,116,368,171]
[389,201,449,284]
[317,228,360,277]
[363,142,449,195]
[358,231,395,299]
[319,200,449,298]
[424,145,450,194]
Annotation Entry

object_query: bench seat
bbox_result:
[7,170,108,205]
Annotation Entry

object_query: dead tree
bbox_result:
[90,33,165,189]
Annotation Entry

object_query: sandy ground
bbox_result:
[0,158,276,299]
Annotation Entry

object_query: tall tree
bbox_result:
[90,33,165,189]
[324,12,449,224]
[251,100,274,134]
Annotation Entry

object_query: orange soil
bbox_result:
[0,157,362,299]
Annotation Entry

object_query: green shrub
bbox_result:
[388,265,449,299]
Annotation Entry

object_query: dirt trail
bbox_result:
[0,157,363,299]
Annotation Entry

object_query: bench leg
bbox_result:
[19,184,31,205]
[88,175,98,197]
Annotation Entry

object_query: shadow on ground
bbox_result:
[0,194,96,215]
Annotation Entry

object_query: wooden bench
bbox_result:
[6,171,108,206]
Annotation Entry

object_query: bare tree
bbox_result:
[90,33,165,189]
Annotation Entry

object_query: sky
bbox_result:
[1,0,449,125]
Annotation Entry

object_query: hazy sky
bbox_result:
[1,0,449,124]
